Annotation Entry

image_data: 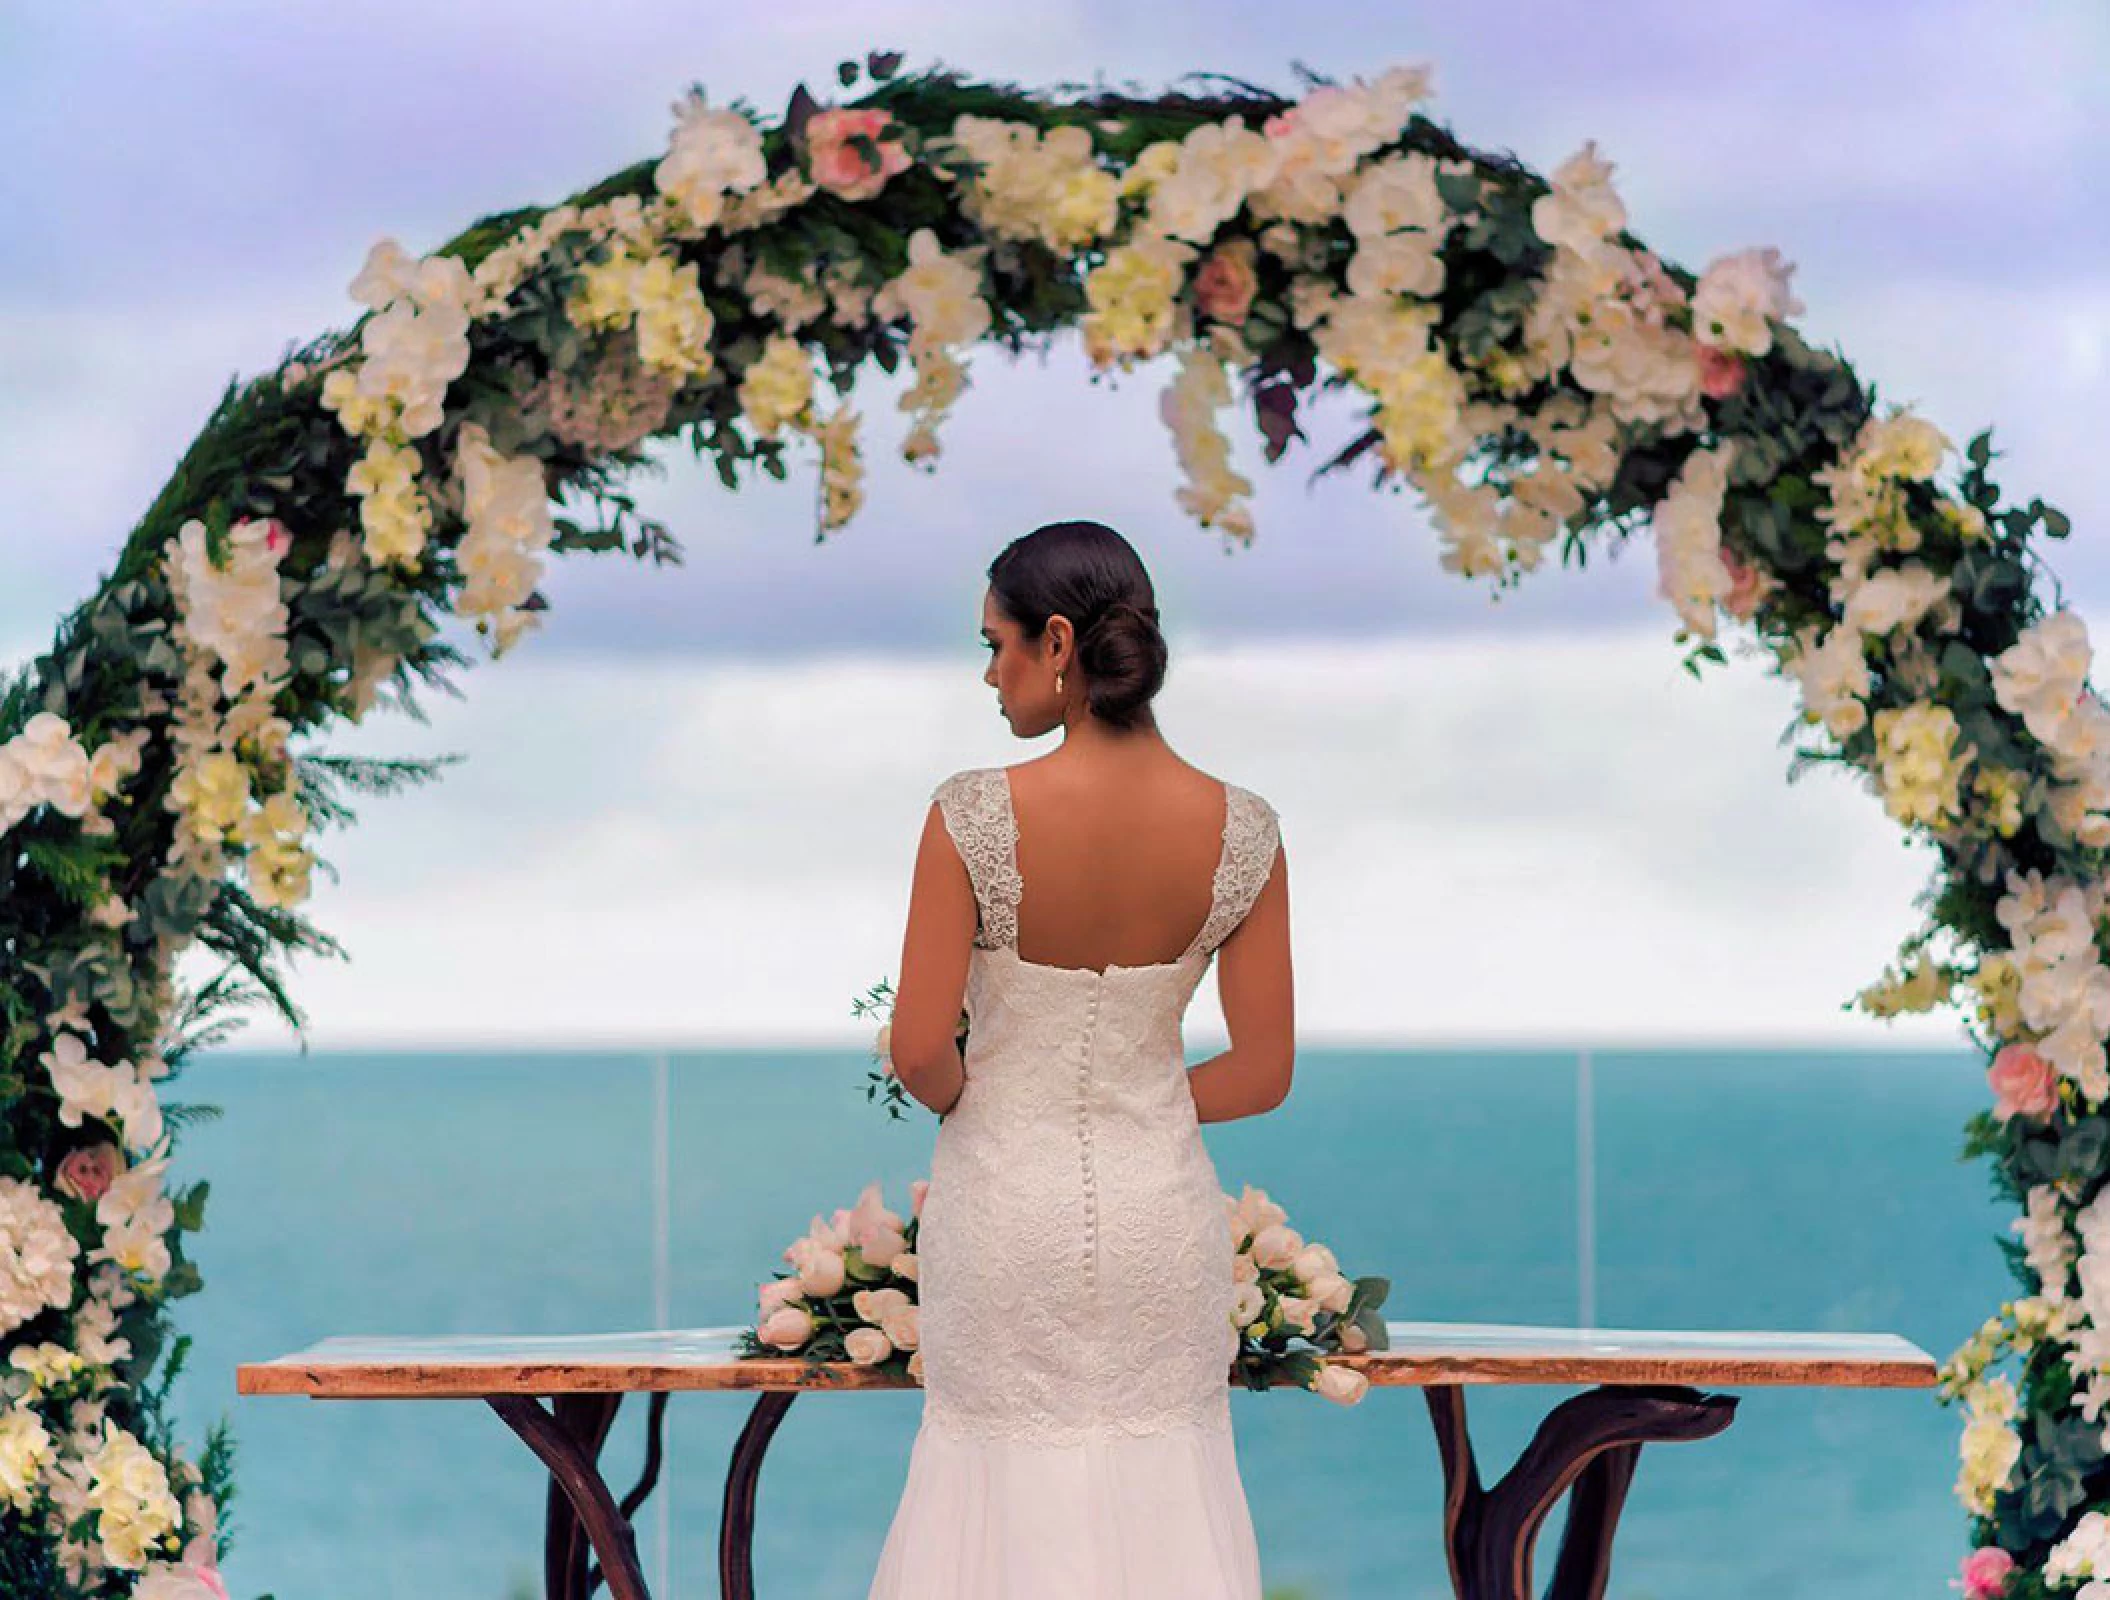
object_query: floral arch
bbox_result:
[0,50,2094,1596]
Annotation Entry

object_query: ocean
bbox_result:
[170,1044,2002,1599]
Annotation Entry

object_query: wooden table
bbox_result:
[237,1319,1937,1600]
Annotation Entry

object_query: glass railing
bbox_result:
[178,1042,1999,1599]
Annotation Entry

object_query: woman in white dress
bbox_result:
[870,519,1294,1599]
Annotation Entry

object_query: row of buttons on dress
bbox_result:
[1076,986,1100,1299]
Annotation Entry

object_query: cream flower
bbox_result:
[1692,246,1803,356]
[738,336,815,437]
[655,92,767,232]
[0,1177,79,1337]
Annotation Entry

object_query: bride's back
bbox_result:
[1004,756,1236,975]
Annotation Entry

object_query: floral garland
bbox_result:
[740,1177,1388,1408]
[0,47,2094,1594]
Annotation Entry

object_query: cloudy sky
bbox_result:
[2,2,2103,1048]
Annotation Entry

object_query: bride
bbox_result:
[869,518,1292,1598]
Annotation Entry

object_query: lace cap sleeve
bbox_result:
[1195,785,1282,957]
[930,768,1021,950]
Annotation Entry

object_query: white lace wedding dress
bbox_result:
[867,765,1282,1599]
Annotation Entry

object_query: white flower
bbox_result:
[0,1405,56,1511]
[0,713,94,834]
[843,1326,893,1365]
[1313,1361,1369,1406]
[1249,1223,1305,1271]
[1692,246,1803,356]
[873,229,992,354]
[1160,347,1255,540]
[354,294,471,439]
[1229,1281,1267,1328]
[1652,443,1736,640]
[1991,611,2093,749]
[1289,1242,1339,1286]
[83,1417,183,1569]
[655,92,767,232]
[1225,1184,1287,1245]
[879,1305,920,1351]
[1275,1294,1319,1335]
[349,237,472,315]
[785,1237,845,1298]
[1342,152,1448,241]
[452,423,556,652]
[41,1034,132,1135]
[851,1286,912,1326]
[757,1304,814,1351]
[1530,141,1625,256]
[1842,563,1952,640]
[1148,116,1280,243]
[941,117,1119,250]
[2048,1508,2110,1583]
[170,518,293,698]
[1252,64,1434,221]
[1307,1271,1356,1314]
[1784,622,1873,739]
[2017,1185,2076,1301]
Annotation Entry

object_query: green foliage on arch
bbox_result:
[0,50,2092,1592]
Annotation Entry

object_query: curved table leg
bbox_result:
[487,1393,651,1600]
[720,1391,798,1600]
[1422,1382,1738,1600]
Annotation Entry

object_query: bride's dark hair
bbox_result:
[988,520,1168,730]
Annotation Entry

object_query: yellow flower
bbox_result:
[1118,140,1182,198]
[319,366,394,439]
[738,335,815,437]
[1871,702,1972,829]
[569,252,643,332]
[632,255,716,380]
[1971,765,2026,838]
[1081,233,1193,367]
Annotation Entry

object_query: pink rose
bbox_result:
[910,1178,929,1218]
[1988,1043,2058,1122]
[805,108,911,202]
[758,1304,814,1352]
[1957,1546,2014,1599]
[757,1277,802,1315]
[1697,342,1747,400]
[177,1536,232,1600]
[1718,546,1766,621]
[1262,108,1299,139]
[1194,241,1260,326]
[55,1143,120,1203]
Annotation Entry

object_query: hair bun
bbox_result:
[1078,599,1167,729]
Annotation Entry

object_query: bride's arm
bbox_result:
[1186,843,1293,1124]
[889,801,973,1117]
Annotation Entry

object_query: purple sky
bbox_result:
[2,0,2104,662]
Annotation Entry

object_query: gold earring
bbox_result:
[1056,670,1065,695]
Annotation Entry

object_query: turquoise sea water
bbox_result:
[169,1044,2003,1599]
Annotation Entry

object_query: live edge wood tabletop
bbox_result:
[237,1318,1939,1600]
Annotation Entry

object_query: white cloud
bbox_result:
[199,627,1966,1052]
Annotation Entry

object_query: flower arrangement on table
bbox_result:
[738,1174,1388,1406]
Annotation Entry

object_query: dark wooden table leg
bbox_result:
[487,1393,652,1600]
[720,1392,797,1600]
[1422,1382,1738,1600]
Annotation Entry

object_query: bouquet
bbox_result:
[738,1179,925,1379]
[737,1179,1389,1407]
[851,976,968,1121]
[1226,1183,1390,1406]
